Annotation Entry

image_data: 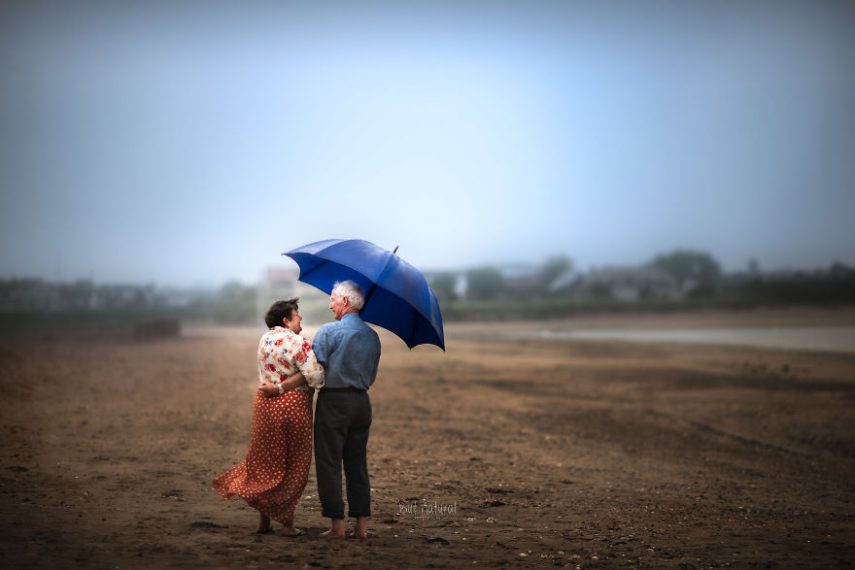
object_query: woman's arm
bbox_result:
[279,371,307,392]
[259,372,306,397]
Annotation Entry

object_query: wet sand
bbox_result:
[2,309,855,568]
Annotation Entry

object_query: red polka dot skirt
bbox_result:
[213,390,313,524]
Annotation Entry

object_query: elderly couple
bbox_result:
[213,280,380,539]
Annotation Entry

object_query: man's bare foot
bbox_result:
[350,516,369,540]
[320,528,345,538]
[321,518,346,538]
[281,526,304,537]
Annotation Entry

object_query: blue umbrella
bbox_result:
[283,239,445,350]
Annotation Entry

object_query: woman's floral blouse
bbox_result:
[257,326,324,391]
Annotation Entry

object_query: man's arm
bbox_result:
[297,349,325,388]
[286,333,324,388]
[312,326,330,368]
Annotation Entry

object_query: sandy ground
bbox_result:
[2,309,855,569]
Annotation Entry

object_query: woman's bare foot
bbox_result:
[255,513,272,534]
[351,516,368,540]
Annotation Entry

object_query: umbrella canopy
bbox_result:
[283,239,445,350]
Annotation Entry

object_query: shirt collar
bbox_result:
[341,312,361,324]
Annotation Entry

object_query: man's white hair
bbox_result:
[332,280,366,311]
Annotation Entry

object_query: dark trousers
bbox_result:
[314,389,372,519]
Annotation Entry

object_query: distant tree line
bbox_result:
[720,262,855,305]
[3,252,854,327]
[429,250,855,318]
[0,278,158,311]
[0,278,258,324]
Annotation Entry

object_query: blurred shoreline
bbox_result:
[504,325,855,354]
[449,306,855,354]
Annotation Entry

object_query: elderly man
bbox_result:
[311,280,381,539]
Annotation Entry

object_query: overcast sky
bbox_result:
[1,0,853,287]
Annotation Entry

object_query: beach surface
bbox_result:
[2,308,855,568]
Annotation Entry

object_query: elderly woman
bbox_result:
[214,298,324,536]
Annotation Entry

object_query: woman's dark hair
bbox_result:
[265,298,299,328]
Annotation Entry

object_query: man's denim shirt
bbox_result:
[312,313,381,390]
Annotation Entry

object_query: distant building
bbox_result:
[547,267,581,294]
[0,279,55,311]
[582,266,680,301]
[0,279,158,311]
[501,263,543,298]
[258,267,315,299]
[257,266,328,320]
[92,284,157,308]
[157,287,214,308]
[425,263,578,300]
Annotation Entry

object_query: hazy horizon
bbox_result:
[1,251,850,290]
[2,1,854,288]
